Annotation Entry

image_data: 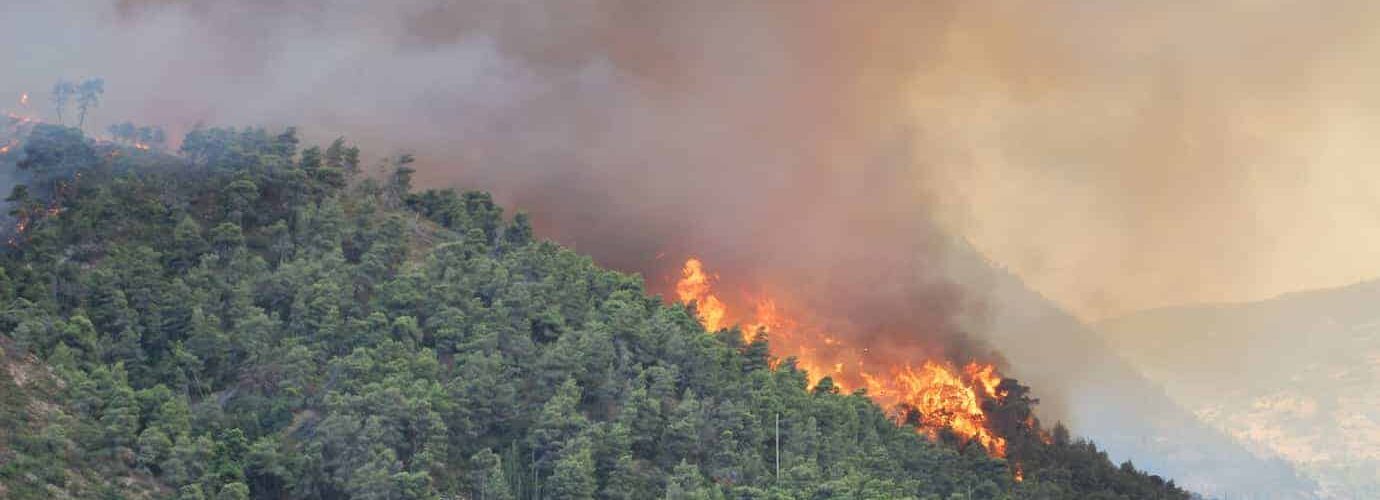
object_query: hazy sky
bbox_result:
[910,2,1380,320]
[9,3,1373,492]
[5,0,1380,324]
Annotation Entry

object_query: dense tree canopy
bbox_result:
[0,124,1189,499]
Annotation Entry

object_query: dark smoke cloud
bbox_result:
[7,0,1375,494]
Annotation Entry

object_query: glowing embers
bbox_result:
[5,91,38,128]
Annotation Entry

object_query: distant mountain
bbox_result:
[1097,280,1380,498]
[942,244,1318,498]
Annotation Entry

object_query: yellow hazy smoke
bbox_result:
[904,1,1380,320]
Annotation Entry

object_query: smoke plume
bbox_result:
[6,0,1377,494]
[10,0,1380,317]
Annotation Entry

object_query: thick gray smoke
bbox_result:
[6,0,1368,496]
[5,0,989,358]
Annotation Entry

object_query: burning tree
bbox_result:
[0,124,1193,499]
[106,121,166,150]
[671,257,1062,465]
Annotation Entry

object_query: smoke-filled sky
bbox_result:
[7,0,1380,324]
[12,3,1379,493]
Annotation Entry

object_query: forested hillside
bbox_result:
[0,123,1187,499]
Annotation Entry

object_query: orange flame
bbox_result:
[676,258,728,332]
[966,362,1002,399]
[19,93,28,107]
[674,257,1012,457]
[891,361,1007,456]
[1030,415,1054,445]
[5,112,34,125]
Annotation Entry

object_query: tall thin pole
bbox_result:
[775,412,780,480]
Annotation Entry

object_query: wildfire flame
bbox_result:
[5,111,35,126]
[674,257,1011,457]
[891,361,1007,455]
[19,93,28,107]
[676,258,728,332]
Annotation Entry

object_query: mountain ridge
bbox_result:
[939,243,1318,498]
[1095,279,1380,498]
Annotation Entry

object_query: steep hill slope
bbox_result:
[0,123,1187,499]
[0,336,167,498]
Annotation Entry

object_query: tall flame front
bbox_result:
[675,257,1009,457]
[676,258,728,332]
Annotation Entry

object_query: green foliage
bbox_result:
[0,125,1191,500]
[17,123,97,183]
[106,121,168,150]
